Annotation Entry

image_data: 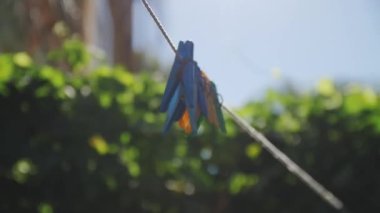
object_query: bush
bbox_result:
[0,41,379,213]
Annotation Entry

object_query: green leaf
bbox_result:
[246,143,262,159]
[344,85,377,114]
[99,92,112,108]
[0,55,13,82]
[39,66,65,88]
[89,135,109,155]
[276,112,301,133]
[229,173,259,194]
[13,52,32,68]
[38,203,54,213]
[12,159,37,183]
[316,78,335,96]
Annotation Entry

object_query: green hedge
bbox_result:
[0,40,379,213]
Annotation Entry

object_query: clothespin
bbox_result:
[161,41,195,133]
[159,41,190,112]
[199,71,226,133]
[160,41,226,135]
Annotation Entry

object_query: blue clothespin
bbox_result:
[161,41,195,133]
[160,40,226,135]
[163,86,185,133]
[159,41,188,112]
[181,46,198,133]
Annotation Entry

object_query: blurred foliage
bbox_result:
[0,41,380,213]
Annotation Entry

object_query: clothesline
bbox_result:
[140,0,345,211]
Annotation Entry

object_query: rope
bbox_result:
[140,0,345,211]
[222,106,344,211]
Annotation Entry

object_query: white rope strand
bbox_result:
[222,106,344,210]
[140,0,345,211]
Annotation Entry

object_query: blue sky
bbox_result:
[133,0,380,106]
